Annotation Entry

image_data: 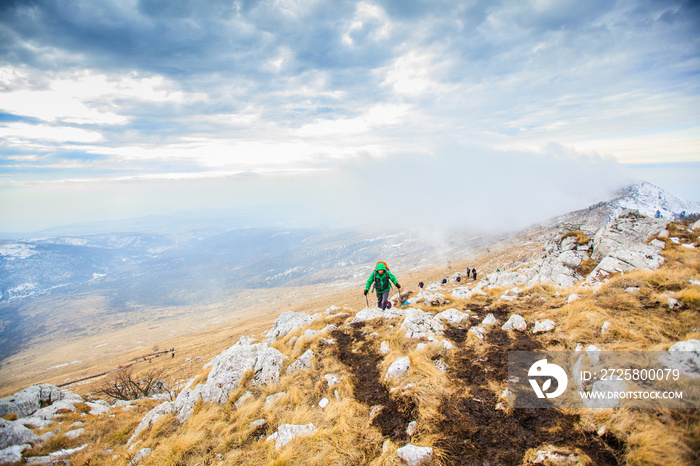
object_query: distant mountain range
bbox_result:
[0,181,697,361]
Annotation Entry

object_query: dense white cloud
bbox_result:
[0,0,698,231]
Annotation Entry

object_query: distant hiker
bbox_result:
[466,268,471,279]
[442,278,447,285]
[456,276,461,283]
[364,262,400,310]
[472,268,477,280]
[418,281,424,289]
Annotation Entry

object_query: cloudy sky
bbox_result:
[0,0,698,233]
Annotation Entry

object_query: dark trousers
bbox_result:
[377,290,390,310]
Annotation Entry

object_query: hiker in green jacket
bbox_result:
[364,262,401,310]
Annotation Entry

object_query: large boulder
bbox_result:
[0,384,72,419]
[0,419,39,449]
[400,309,444,339]
[386,357,411,379]
[266,311,317,343]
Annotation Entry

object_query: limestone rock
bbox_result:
[265,392,286,405]
[324,374,342,388]
[469,326,485,340]
[502,314,527,332]
[386,357,411,379]
[380,341,391,355]
[435,308,469,325]
[532,320,556,334]
[129,447,152,465]
[396,444,433,466]
[0,419,39,449]
[400,309,444,339]
[659,339,700,378]
[127,401,174,448]
[0,384,79,420]
[64,428,84,440]
[266,423,317,450]
[266,311,316,343]
[0,444,30,464]
[585,214,669,284]
[319,398,329,409]
[481,313,498,326]
[286,349,314,375]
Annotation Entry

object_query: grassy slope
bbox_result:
[7,220,700,465]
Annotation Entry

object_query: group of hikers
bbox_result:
[363,261,477,310]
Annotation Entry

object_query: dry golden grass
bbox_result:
[11,220,700,465]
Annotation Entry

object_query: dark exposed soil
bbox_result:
[331,324,416,441]
[439,326,625,465]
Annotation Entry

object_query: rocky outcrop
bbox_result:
[266,311,317,343]
[129,336,286,447]
[584,211,669,284]
[0,384,77,420]
[481,210,670,290]
[0,419,39,449]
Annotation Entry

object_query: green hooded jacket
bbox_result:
[365,262,399,293]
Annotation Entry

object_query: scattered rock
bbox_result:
[502,314,527,332]
[129,447,152,465]
[533,449,579,465]
[380,341,391,355]
[250,418,266,428]
[667,296,680,309]
[396,444,433,466]
[659,339,700,378]
[601,321,611,335]
[434,359,448,373]
[469,326,486,340]
[500,287,522,301]
[286,349,314,375]
[266,424,317,450]
[319,398,329,409]
[234,391,253,408]
[532,320,556,334]
[435,308,469,325]
[324,374,342,388]
[386,357,411,379]
[265,392,286,405]
[369,405,384,421]
[64,428,84,440]
[566,294,579,303]
[400,309,444,339]
[481,313,498,326]
[406,421,417,437]
[625,286,639,293]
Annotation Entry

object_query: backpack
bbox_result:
[374,270,391,291]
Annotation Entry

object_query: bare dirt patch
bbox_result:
[438,326,625,465]
[331,324,416,441]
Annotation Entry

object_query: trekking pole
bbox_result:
[365,293,369,308]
